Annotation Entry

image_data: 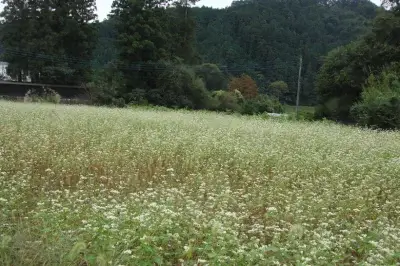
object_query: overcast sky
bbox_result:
[95,0,234,20]
[0,0,384,21]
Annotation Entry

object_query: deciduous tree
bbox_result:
[228,74,258,99]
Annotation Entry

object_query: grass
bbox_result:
[0,101,399,265]
[284,105,315,114]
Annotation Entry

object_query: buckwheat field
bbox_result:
[0,101,400,265]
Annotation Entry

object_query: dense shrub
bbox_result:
[286,110,316,121]
[314,95,357,122]
[268,80,288,100]
[24,87,61,104]
[211,90,242,113]
[194,63,227,91]
[241,95,283,115]
[152,64,213,110]
[316,12,400,122]
[351,69,400,130]
[315,41,369,121]
[87,63,125,107]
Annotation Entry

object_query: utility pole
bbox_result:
[296,54,303,119]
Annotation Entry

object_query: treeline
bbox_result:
[0,0,97,85]
[192,0,378,105]
[3,0,398,126]
[93,0,379,106]
[316,0,400,129]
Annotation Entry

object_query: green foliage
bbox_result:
[94,0,378,105]
[194,63,227,91]
[111,0,171,94]
[241,95,283,115]
[192,0,378,105]
[316,10,400,123]
[92,18,118,69]
[151,63,213,110]
[110,0,202,108]
[211,90,242,113]
[351,67,400,130]
[268,81,289,100]
[0,0,97,84]
[86,62,125,107]
[315,41,369,121]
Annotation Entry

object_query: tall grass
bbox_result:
[0,101,399,265]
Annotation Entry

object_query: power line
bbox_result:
[1,48,301,76]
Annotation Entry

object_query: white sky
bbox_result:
[0,0,384,21]
[95,0,234,21]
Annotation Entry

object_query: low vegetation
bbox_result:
[351,66,400,129]
[0,101,399,265]
[315,10,400,128]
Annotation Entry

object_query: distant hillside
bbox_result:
[94,0,380,104]
[192,0,379,104]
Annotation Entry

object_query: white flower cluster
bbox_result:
[0,101,399,265]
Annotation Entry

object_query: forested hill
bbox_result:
[192,0,379,104]
[94,0,379,105]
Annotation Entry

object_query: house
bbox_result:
[0,61,31,81]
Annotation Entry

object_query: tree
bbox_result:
[57,0,98,84]
[151,63,212,109]
[351,65,400,129]
[0,0,35,81]
[194,63,227,91]
[228,74,258,99]
[316,10,400,122]
[111,0,174,97]
[111,0,203,106]
[0,0,98,84]
[167,0,201,64]
[94,0,380,105]
[211,90,242,112]
[190,0,378,104]
[315,41,369,121]
[92,18,118,68]
[268,81,288,100]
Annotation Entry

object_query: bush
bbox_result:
[24,87,61,104]
[241,95,283,115]
[316,12,400,122]
[286,110,315,121]
[297,110,315,121]
[194,63,227,91]
[314,95,356,122]
[211,90,242,113]
[315,41,369,121]
[268,80,289,100]
[351,68,400,130]
[87,62,125,107]
[153,64,213,110]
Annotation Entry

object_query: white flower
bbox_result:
[110,189,120,194]
[122,250,132,255]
